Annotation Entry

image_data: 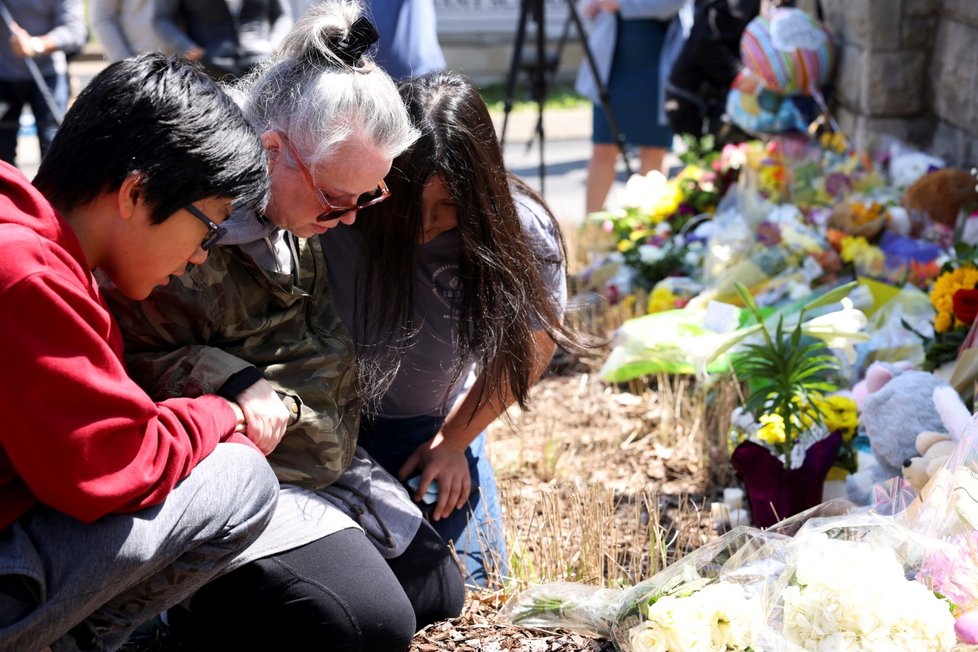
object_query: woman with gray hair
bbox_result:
[105,3,464,650]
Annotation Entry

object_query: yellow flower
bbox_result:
[930,267,978,316]
[647,286,678,314]
[934,311,953,334]
[840,236,868,263]
[757,413,786,445]
[814,395,858,442]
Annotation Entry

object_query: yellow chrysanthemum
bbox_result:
[930,267,978,315]
[934,310,953,334]
[757,413,786,445]
[647,286,678,314]
[814,395,859,442]
[840,236,883,270]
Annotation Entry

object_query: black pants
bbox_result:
[664,86,751,147]
[178,522,465,651]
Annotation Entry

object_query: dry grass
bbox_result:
[409,225,742,650]
[490,370,739,591]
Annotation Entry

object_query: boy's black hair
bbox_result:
[34,53,269,223]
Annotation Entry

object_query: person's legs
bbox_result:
[185,528,419,652]
[385,520,465,628]
[30,74,69,160]
[638,146,667,176]
[0,443,277,652]
[585,142,621,215]
[0,80,29,165]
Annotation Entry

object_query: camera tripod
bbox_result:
[499,0,632,195]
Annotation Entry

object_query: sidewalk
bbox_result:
[16,54,632,227]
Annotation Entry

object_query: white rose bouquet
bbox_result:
[781,532,956,651]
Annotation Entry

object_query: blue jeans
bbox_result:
[0,74,69,167]
[359,415,507,587]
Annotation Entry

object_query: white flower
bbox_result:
[781,534,957,651]
[799,299,869,364]
[621,170,670,212]
[637,244,665,265]
[628,621,669,652]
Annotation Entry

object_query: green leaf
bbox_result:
[802,281,858,311]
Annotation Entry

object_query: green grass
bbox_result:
[479,80,588,113]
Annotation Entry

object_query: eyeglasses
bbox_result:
[183,204,227,251]
[284,138,390,222]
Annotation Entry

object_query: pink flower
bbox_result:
[955,612,978,644]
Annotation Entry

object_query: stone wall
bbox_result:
[822,0,978,166]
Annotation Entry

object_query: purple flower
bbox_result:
[757,221,783,246]
[824,172,853,199]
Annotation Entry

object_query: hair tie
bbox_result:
[332,16,379,66]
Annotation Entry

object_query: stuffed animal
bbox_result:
[859,363,949,479]
[902,431,957,492]
[901,385,972,492]
[902,168,978,229]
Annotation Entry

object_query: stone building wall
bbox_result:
[821,0,978,166]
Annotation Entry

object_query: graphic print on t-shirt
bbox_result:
[430,262,461,320]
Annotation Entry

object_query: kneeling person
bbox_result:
[0,53,277,651]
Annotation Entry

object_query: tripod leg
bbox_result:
[527,11,573,151]
[500,0,532,148]
[531,0,547,194]
[564,0,633,177]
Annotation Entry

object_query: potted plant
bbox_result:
[729,282,848,527]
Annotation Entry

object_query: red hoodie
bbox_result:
[0,162,248,531]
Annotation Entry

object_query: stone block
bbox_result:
[929,119,973,166]
[822,0,903,50]
[902,16,937,49]
[904,0,939,16]
[819,0,849,43]
[862,50,927,116]
[834,44,864,111]
[944,0,978,27]
[930,18,978,131]
[837,116,935,156]
[834,104,860,138]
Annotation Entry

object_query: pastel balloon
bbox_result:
[740,8,835,95]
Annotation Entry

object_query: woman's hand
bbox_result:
[398,434,471,521]
[235,379,290,455]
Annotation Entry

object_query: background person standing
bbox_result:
[576,0,691,215]
[0,0,86,168]
[365,0,445,80]
[154,0,292,81]
[90,0,173,62]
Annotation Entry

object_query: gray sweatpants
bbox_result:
[0,442,278,652]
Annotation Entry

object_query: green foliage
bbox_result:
[478,80,587,113]
[732,283,840,460]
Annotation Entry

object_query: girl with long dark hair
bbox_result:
[322,70,583,586]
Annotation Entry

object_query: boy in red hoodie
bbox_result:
[0,53,277,651]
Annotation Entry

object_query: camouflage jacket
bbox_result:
[104,230,359,489]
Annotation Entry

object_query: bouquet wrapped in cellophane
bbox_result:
[500,428,978,651]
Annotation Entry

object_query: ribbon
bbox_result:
[331,16,379,66]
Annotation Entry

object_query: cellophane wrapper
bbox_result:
[500,429,978,651]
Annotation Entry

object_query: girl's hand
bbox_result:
[398,434,471,521]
